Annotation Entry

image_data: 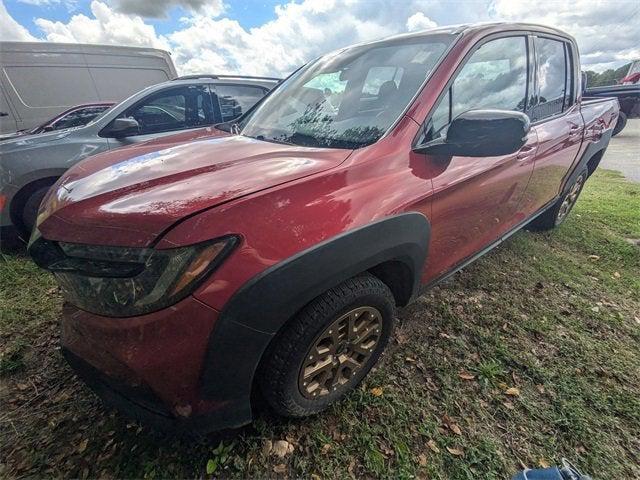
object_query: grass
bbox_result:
[1,169,639,479]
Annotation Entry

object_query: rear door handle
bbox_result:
[0,112,8,117]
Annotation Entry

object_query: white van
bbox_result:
[0,42,177,134]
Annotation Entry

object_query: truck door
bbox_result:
[0,86,18,134]
[518,37,583,215]
[417,35,537,281]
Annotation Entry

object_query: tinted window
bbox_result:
[214,85,266,122]
[51,106,111,130]
[121,85,216,135]
[238,33,456,149]
[452,36,528,118]
[530,37,567,121]
[420,36,527,143]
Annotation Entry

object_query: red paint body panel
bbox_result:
[39,128,351,246]
[61,297,222,417]
[33,23,620,430]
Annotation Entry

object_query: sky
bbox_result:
[1,0,639,77]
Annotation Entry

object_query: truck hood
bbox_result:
[37,130,351,246]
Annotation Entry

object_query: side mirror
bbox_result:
[41,125,54,132]
[106,117,140,138]
[413,109,530,157]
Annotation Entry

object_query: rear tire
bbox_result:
[528,170,587,231]
[612,111,627,136]
[258,274,395,418]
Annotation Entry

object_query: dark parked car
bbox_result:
[0,74,279,239]
[29,23,618,435]
[0,102,114,142]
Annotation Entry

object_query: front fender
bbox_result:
[199,212,430,417]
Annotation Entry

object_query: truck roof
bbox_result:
[361,21,576,46]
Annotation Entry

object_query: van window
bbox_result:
[530,37,568,121]
[214,85,266,122]
[120,85,215,135]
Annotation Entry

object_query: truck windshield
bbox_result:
[238,33,456,149]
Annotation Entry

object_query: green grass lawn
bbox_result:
[1,170,639,479]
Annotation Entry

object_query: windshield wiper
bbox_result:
[253,134,294,146]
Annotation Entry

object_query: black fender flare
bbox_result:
[564,128,613,190]
[199,212,430,418]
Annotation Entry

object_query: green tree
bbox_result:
[584,63,631,87]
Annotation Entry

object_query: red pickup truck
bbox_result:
[29,22,619,434]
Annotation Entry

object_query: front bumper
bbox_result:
[61,298,254,433]
[63,349,251,435]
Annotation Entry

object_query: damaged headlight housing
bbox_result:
[31,235,238,317]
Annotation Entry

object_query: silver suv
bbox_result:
[0,74,279,240]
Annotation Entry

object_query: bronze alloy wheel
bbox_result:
[556,174,585,225]
[298,306,383,399]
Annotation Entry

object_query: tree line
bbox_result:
[584,63,632,87]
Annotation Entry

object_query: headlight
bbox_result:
[32,236,238,317]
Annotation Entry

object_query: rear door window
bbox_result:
[120,85,216,135]
[530,37,568,121]
[213,85,267,122]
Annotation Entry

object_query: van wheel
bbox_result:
[612,111,627,137]
[21,185,52,235]
[528,171,587,231]
[259,274,395,418]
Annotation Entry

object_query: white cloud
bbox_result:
[491,0,640,71]
[406,12,437,31]
[0,0,37,41]
[111,0,224,19]
[34,1,170,49]
[3,0,637,76]
[168,0,442,76]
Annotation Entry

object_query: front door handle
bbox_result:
[516,144,537,161]
[0,112,8,117]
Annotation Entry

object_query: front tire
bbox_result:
[528,170,587,231]
[21,185,52,235]
[258,274,395,418]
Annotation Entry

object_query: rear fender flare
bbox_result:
[564,128,613,189]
